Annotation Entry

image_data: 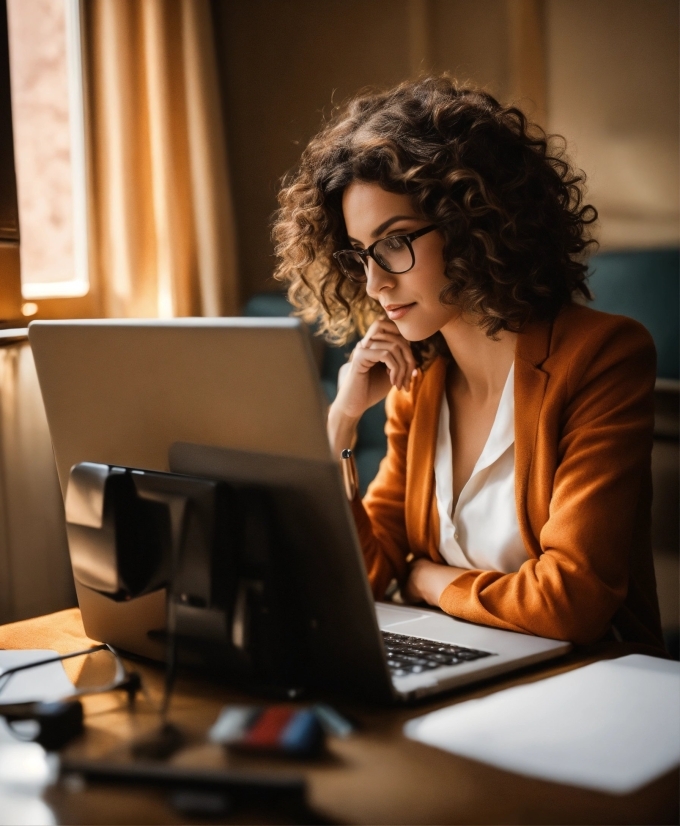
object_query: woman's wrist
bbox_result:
[327,402,360,459]
[405,558,467,607]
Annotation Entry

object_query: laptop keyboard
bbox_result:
[381,631,494,677]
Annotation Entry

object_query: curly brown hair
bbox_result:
[272,75,597,354]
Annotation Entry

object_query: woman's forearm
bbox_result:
[327,402,360,459]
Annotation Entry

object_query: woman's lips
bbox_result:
[384,302,416,320]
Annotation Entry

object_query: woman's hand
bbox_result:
[403,558,467,607]
[327,319,416,457]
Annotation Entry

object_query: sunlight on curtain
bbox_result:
[85,0,239,318]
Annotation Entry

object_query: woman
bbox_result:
[273,76,663,649]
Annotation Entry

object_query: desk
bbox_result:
[0,609,677,825]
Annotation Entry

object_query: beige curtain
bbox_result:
[83,0,239,318]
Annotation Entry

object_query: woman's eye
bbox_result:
[382,236,406,251]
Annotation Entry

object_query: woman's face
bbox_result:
[341,181,459,341]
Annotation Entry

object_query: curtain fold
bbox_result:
[84,0,239,318]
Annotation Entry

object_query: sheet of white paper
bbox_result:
[0,650,76,705]
[404,655,680,794]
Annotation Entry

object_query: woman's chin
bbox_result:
[394,304,463,342]
[394,318,444,343]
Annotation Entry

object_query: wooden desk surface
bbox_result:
[0,609,677,825]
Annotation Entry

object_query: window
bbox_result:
[7,0,91,316]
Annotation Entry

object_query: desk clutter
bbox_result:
[0,698,352,823]
[0,742,312,823]
[0,604,678,824]
[405,654,680,795]
[0,642,355,822]
[208,703,354,757]
[208,705,325,757]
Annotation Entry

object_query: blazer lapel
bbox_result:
[406,357,446,558]
[515,319,552,559]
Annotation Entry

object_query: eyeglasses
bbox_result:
[0,645,142,750]
[333,224,438,283]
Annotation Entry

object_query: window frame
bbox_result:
[2,0,100,325]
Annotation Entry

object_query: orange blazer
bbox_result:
[351,303,664,648]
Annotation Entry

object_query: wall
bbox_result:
[212,0,679,301]
[211,0,412,302]
[428,1,510,102]
[546,0,679,250]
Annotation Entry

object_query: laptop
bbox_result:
[29,318,571,703]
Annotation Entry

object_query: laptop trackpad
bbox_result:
[375,603,434,632]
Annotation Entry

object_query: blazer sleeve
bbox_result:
[438,317,656,644]
[350,377,420,599]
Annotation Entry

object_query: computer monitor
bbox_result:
[28,319,393,700]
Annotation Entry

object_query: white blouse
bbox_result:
[434,362,529,573]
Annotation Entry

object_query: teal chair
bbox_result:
[588,248,679,658]
[587,248,679,380]
[242,293,387,495]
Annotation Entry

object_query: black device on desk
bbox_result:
[64,448,394,700]
[64,459,306,692]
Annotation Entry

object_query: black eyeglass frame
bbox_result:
[333,224,438,283]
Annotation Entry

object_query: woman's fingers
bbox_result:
[367,335,416,389]
[353,344,401,385]
[355,342,403,388]
[358,321,416,390]
[362,318,400,341]
[359,319,403,353]
[331,317,419,429]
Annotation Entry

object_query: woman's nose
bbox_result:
[365,258,396,298]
